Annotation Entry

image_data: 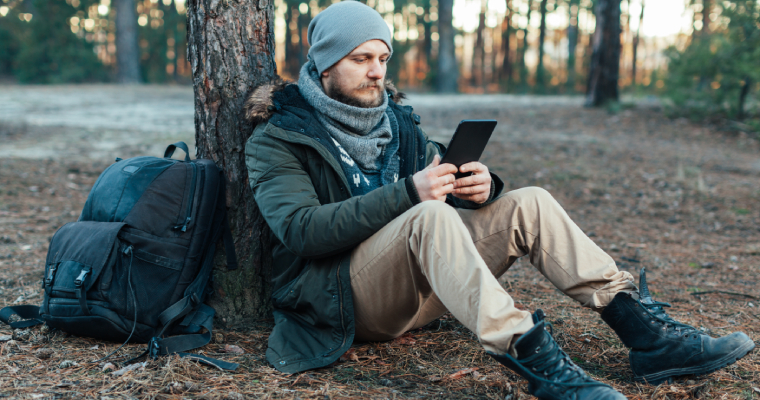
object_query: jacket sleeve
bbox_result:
[245,127,416,259]
[421,130,504,210]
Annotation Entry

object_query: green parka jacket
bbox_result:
[243,78,504,373]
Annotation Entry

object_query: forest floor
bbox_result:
[0,85,759,399]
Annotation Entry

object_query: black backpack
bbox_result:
[0,142,238,369]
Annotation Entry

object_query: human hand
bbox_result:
[452,162,491,204]
[412,155,458,202]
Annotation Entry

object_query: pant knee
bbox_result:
[507,186,557,209]
[409,200,460,225]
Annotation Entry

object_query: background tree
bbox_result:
[566,0,581,91]
[631,0,643,85]
[665,0,760,124]
[115,0,141,83]
[12,0,106,83]
[437,0,458,92]
[585,0,621,106]
[187,0,277,325]
[535,0,548,91]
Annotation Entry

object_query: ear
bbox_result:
[321,70,329,78]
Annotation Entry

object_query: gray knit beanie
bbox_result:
[307,1,393,75]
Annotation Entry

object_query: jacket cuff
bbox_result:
[404,176,422,205]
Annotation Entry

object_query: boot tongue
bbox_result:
[514,319,552,360]
[638,268,655,305]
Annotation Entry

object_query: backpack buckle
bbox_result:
[148,337,161,359]
[45,264,57,287]
[74,269,90,288]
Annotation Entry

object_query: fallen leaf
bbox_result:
[753,387,760,394]
[428,375,442,382]
[392,333,416,346]
[447,367,478,380]
[89,344,99,350]
[33,348,54,359]
[221,344,245,354]
[102,363,116,372]
[58,360,77,369]
[112,362,147,376]
[0,335,12,342]
[339,348,359,362]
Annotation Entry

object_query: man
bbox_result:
[243,2,755,398]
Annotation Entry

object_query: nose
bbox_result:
[367,58,384,80]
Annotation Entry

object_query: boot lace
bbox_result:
[638,267,700,338]
[641,300,699,337]
[520,323,610,388]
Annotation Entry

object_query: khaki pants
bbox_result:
[349,187,636,355]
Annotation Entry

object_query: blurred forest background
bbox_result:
[0,0,758,129]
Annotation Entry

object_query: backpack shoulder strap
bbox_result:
[0,305,44,329]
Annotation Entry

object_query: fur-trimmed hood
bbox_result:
[244,76,405,124]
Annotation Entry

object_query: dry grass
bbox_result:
[2,101,759,399]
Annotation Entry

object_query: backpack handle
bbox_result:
[164,142,192,162]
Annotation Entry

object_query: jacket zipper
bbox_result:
[174,162,197,232]
[324,262,347,358]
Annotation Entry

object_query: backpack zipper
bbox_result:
[174,163,197,232]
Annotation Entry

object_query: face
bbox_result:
[321,39,390,108]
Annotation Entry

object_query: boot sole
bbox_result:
[634,338,756,385]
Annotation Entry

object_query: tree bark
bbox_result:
[566,0,580,91]
[472,7,486,87]
[536,0,548,91]
[437,0,458,93]
[585,0,621,106]
[520,0,532,87]
[114,0,141,83]
[187,0,277,326]
[500,0,512,85]
[738,77,751,120]
[632,0,644,85]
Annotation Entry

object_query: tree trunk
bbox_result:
[472,8,486,87]
[738,77,751,120]
[536,0,548,91]
[566,0,580,91]
[187,0,277,326]
[437,0,458,93]
[701,0,711,35]
[632,0,644,85]
[585,0,621,106]
[115,0,141,83]
[520,0,532,87]
[500,0,512,85]
[423,1,433,75]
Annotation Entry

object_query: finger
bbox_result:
[432,163,459,177]
[454,183,490,195]
[440,174,457,187]
[453,174,488,188]
[425,154,441,170]
[435,183,455,198]
[459,162,487,174]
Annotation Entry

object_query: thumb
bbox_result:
[425,154,441,170]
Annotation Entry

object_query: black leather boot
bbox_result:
[488,310,626,400]
[602,268,755,384]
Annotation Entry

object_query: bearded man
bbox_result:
[243,2,754,399]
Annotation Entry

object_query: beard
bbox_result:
[326,79,385,108]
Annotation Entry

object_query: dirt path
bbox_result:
[1,85,758,399]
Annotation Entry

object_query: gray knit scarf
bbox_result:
[298,60,393,170]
